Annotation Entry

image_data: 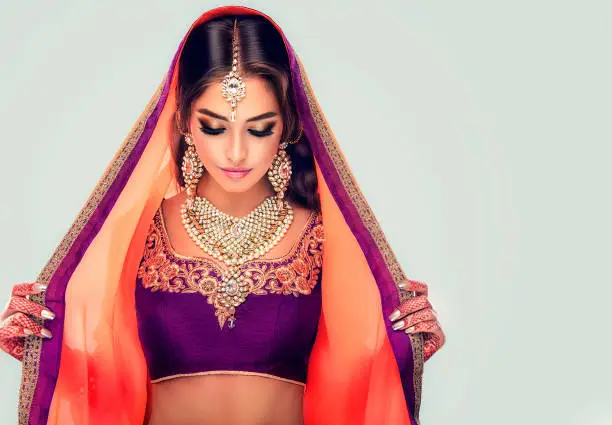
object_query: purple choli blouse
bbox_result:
[135,208,324,386]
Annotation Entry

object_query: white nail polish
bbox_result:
[41,329,52,339]
[392,320,405,331]
[41,310,55,320]
[389,310,401,321]
[33,283,48,292]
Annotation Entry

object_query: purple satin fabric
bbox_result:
[135,210,322,384]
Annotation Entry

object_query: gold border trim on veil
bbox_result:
[17,75,168,425]
[296,58,424,421]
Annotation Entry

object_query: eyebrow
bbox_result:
[197,108,278,122]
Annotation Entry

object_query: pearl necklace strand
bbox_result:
[180,195,294,328]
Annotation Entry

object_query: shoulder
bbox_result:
[289,202,321,227]
[288,202,323,243]
[290,203,312,224]
[160,191,187,218]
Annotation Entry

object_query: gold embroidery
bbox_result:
[18,75,168,425]
[137,209,324,323]
[297,57,424,421]
[150,370,306,387]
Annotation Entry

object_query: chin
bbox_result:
[219,183,255,193]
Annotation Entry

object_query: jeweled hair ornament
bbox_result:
[221,18,246,122]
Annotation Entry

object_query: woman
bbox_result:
[0,6,444,425]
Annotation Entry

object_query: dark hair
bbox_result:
[175,14,319,211]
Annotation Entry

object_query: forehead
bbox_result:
[193,76,280,119]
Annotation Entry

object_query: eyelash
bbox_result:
[200,125,225,136]
[199,123,275,138]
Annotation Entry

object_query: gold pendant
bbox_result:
[214,266,250,329]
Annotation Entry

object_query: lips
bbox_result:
[220,167,252,180]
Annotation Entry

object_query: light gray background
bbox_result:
[1,1,610,424]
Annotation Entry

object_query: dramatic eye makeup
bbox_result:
[196,108,279,137]
[198,118,277,138]
[248,122,276,138]
[198,119,226,135]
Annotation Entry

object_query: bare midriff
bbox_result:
[146,374,305,425]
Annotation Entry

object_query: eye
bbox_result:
[199,120,226,136]
[200,124,226,136]
[248,122,276,138]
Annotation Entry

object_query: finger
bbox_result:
[405,322,446,361]
[7,312,44,333]
[398,279,428,297]
[4,312,50,339]
[11,282,47,298]
[388,295,431,322]
[391,308,436,331]
[1,296,55,322]
[423,329,446,362]
[0,324,32,339]
[403,319,440,335]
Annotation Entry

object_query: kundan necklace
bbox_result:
[180,194,293,329]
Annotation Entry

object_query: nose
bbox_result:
[226,130,247,165]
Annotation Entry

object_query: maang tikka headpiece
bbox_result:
[221,18,246,122]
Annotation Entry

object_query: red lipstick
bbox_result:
[220,167,252,180]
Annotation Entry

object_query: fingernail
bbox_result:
[399,282,410,290]
[33,283,48,292]
[41,310,55,320]
[41,329,52,339]
[23,328,33,336]
[405,326,415,334]
[392,320,405,331]
[389,309,401,321]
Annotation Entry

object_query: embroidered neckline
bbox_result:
[156,206,318,267]
[138,207,324,328]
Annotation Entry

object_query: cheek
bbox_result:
[256,129,283,169]
[192,137,223,166]
[254,140,281,169]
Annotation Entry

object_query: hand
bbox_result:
[0,282,54,361]
[389,279,445,362]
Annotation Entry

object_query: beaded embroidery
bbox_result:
[137,208,324,328]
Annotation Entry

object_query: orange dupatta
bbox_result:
[18,6,424,425]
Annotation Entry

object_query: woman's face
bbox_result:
[186,75,284,194]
